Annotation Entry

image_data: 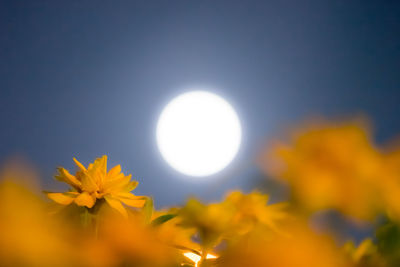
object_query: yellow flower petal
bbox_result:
[125,181,139,191]
[116,192,146,208]
[80,172,99,192]
[87,167,104,189]
[46,192,78,205]
[104,195,128,217]
[92,156,107,184]
[103,173,124,188]
[74,192,96,208]
[107,164,121,178]
[98,155,107,174]
[103,175,131,192]
[73,157,87,172]
[55,167,81,189]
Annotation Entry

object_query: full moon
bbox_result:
[156,91,242,177]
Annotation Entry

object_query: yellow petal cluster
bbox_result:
[178,191,287,250]
[46,155,146,217]
[226,191,287,235]
[97,216,182,267]
[260,121,384,220]
[0,167,85,267]
[179,198,235,249]
[217,222,352,267]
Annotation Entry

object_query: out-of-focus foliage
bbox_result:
[343,239,386,267]
[3,118,400,266]
[379,150,400,223]
[376,220,400,267]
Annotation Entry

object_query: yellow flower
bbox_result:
[46,155,146,217]
[178,198,236,250]
[151,209,200,254]
[259,120,383,220]
[217,221,352,267]
[225,191,287,235]
[178,192,287,252]
[97,215,182,267]
[0,165,80,267]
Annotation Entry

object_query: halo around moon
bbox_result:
[156,91,242,177]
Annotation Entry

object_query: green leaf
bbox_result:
[151,214,177,226]
[376,219,400,267]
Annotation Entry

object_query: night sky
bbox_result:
[1,1,399,207]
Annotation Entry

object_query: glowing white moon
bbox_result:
[156,91,242,177]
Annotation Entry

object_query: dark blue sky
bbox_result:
[1,1,399,207]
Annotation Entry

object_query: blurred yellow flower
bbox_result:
[97,215,182,267]
[179,198,235,250]
[225,191,287,235]
[46,155,146,217]
[260,121,383,220]
[178,192,287,253]
[0,167,79,266]
[151,209,201,254]
[217,221,351,267]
